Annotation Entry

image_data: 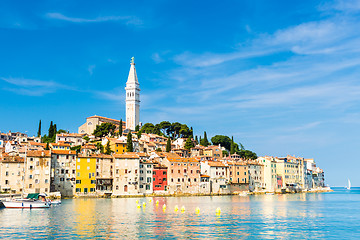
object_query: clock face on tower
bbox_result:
[125,58,140,131]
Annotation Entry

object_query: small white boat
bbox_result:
[239,192,249,196]
[3,193,51,209]
[50,200,61,205]
[2,200,50,209]
[265,192,274,195]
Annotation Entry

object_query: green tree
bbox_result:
[135,125,140,132]
[211,135,232,150]
[230,136,235,154]
[52,124,57,141]
[126,132,133,152]
[48,121,54,139]
[190,127,194,138]
[37,120,41,137]
[170,122,182,139]
[184,137,194,150]
[222,150,229,157]
[158,121,171,136]
[83,136,90,142]
[119,119,123,136]
[70,145,81,154]
[105,141,113,155]
[93,123,116,138]
[195,136,198,145]
[156,148,162,152]
[200,131,209,147]
[166,137,171,152]
[96,142,104,154]
[57,129,67,134]
[238,149,257,160]
[45,142,49,150]
[141,123,155,134]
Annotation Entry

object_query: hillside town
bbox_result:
[0,59,326,198]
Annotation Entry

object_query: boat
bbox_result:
[239,192,249,196]
[2,193,51,209]
[347,179,351,190]
[265,192,274,195]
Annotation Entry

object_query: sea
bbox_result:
[0,187,360,239]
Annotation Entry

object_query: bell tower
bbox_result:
[125,57,140,130]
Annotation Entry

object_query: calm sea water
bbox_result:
[1,188,360,239]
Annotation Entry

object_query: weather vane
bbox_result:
[131,56,135,64]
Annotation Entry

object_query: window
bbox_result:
[163,178,166,181]
[163,171,166,175]
[45,179,49,184]
[91,180,96,184]
[125,169,128,174]
[5,180,9,184]
[60,178,64,182]
[184,169,187,173]
[140,185,143,188]
[76,180,81,184]
[147,177,151,183]
[5,171,8,176]
[90,188,95,192]
[146,185,150,190]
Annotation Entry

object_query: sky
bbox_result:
[1,0,360,186]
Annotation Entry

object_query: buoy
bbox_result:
[143,202,146,207]
[215,207,221,215]
[137,204,141,208]
[136,200,139,204]
[180,206,185,212]
[195,207,200,214]
[149,199,152,203]
[162,204,166,210]
[156,200,159,204]
[174,205,179,212]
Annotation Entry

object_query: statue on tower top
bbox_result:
[131,56,135,64]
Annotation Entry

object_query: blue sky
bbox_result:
[1,0,360,186]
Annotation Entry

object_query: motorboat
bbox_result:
[2,193,51,209]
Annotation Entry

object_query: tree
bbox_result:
[70,145,81,154]
[158,121,171,136]
[53,124,57,141]
[230,136,235,154]
[96,142,104,154]
[45,142,49,150]
[37,120,41,137]
[179,124,191,138]
[93,123,116,139]
[211,135,232,150]
[184,137,194,150]
[141,123,155,134]
[170,122,182,139]
[105,141,113,155]
[126,132,133,152]
[135,125,140,132]
[238,149,257,160]
[57,129,67,134]
[156,148,162,152]
[200,131,209,147]
[48,121,54,139]
[195,136,198,145]
[190,127,194,138]
[166,137,171,152]
[222,150,229,157]
[119,119,123,136]
[83,136,90,142]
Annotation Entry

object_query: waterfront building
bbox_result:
[161,153,201,194]
[0,153,24,193]
[125,57,140,131]
[200,160,230,194]
[50,150,77,197]
[227,161,249,192]
[112,153,140,196]
[56,133,86,146]
[78,115,124,135]
[258,156,278,192]
[95,154,114,196]
[75,155,97,195]
[24,150,51,194]
[276,156,304,189]
[153,162,168,193]
[139,159,153,194]
[247,161,264,192]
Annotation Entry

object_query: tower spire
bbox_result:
[125,57,140,131]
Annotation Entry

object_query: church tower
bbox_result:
[125,57,140,130]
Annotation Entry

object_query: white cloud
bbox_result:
[46,13,143,26]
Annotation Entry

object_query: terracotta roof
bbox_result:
[90,154,113,159]
[57,133,86,137]
[87,115,124,123]
[28,141,47,147]
[1,153,24,163]
[206,161,227,167]
[113,152,139,159]
[200,174,210,178]
[51,142,71,147]
[52,150,77,155]
[27,150,51,157]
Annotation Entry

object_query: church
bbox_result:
[78,57,140,134]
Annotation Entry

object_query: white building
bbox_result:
[125,57,140,131]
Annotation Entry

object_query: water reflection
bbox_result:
[0,190,359,239]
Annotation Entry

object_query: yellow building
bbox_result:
[75,155,96,195]
[105,137,127,154]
